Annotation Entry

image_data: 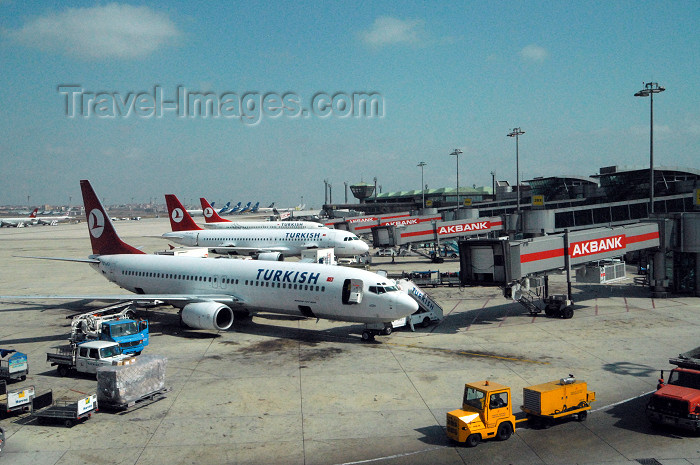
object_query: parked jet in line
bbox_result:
[217,202,232,215]
[0,180,416,338]
[226,201,250,215]
[0,208,38,227]
[227,202,242,214]
[239,202,257,214]
[35,208,73,226]
[165,195,367,259]
[258,202,305,214]
[199,197,326,230]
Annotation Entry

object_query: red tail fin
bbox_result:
[29,208,38,218]
[80,180,144,255]
[200,197,231,223]
[165,194,202,231]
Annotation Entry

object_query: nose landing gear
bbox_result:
[361,323,393,342]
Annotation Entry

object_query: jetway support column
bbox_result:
[564,229,572,301]
[652,251,667,298]
[696,254,700,298]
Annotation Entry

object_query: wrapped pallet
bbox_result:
[97,355,167,407]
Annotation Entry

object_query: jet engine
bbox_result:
[181,302,234,331]
[256,252,284,261]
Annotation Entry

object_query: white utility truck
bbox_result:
[47,341,135,378]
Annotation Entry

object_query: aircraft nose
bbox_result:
[356,240,369,254]
[391,292,418,319]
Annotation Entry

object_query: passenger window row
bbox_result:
[122,269,239,285]
[243,280,325,292]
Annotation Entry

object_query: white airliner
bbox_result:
[165,195,366,258]
[1,180,417,339]
[217,201,232,214]
[239,202,257,214]
[35,209,73,226]
[227,202,243,214]
[199,197,326,230]
[260,202,305,214]
[228,202,251,215]
[0,208,38,227]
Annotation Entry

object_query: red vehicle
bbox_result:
[646,347,700,434]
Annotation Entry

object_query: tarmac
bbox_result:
[0,217,699,465]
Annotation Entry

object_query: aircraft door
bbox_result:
[219,275,227,290]
[212,275,219,289]
[342,279,363,304]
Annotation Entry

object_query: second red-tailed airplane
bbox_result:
[163,194,368,259]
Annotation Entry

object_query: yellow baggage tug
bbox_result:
[446,376,595,447]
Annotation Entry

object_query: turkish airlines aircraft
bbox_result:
[1,180,417,338]
[35,208,73,226]
[199,197,325,230]
[165,195,366,258]
[0,208,38,227]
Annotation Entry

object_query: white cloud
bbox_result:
[519,44,549,62]
[5,3,180,60]
[358,16,426,48]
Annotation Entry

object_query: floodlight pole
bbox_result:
[634,82,665,214]
[449,149,462,211]
[507,128,525,214]
[417,161,427,209]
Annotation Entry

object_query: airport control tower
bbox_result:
[350,182,375,203]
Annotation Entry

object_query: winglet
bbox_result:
[200,197,231,223]
[80,180,144,255]
[165,194,203,231]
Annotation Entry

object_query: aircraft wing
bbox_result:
[0,293,244,305]
[208,245,288,255]
[14,255,101,264]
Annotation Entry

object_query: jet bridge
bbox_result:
[458,222,660,318]
[335,213,442,236]
[371,216,504,248]
[324,212,412,232]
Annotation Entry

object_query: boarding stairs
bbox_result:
[515,291,542,316]
[396,279,444,330]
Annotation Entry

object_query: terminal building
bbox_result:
[321,166,700,297]
[324,166,698,218]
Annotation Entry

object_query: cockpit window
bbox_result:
[368,285,399,294]
[368,286,384,294]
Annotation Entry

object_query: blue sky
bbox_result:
[1,1,698,207]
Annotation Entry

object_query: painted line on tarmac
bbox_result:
[335,446,445,465]
[386,341,548,364]
[590,390,655,413]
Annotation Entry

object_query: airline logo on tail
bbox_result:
[171,208,185,223]
[89,209,105,238]
[204,207,214,218]
[165,194,202,231]
[80,180,144,255]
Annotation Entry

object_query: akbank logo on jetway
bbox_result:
[438,221,492,235]
[569,235,625,258]
[385,218,419,227]
[349,217,377,224]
